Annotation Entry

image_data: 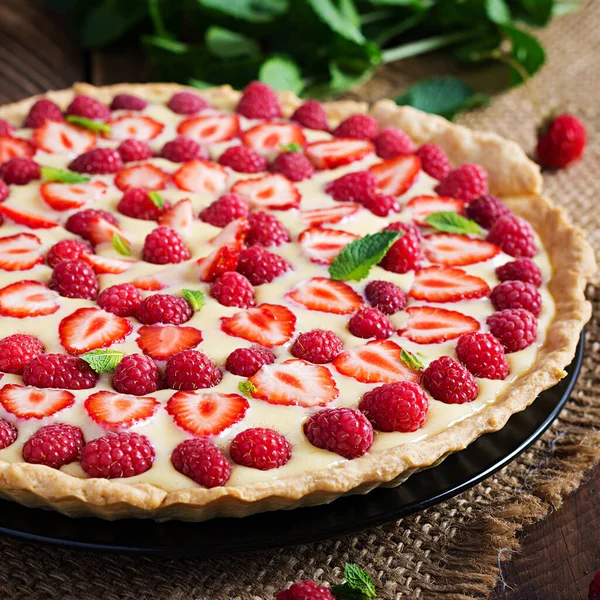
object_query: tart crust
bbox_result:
[0,84,594,521]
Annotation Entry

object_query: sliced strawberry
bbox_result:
[248,359,339,407]
[231,174,300,210]
[300,203,362,227]
[286,277,363,314]
[177,114,240,145]
[32,121,95,155]
[173,159,228,195]
[114,163,170,191]
[423,234,500,267]
[398,306,480,344]
[0,205,58,229]
[85,390,159,429]
[221,303,296,347]
[0,384,74,419]
[86,217,129,247]
[0,233,43,271]
[242,122,306,157]
[197,246,240,282]
[305,138,374,169]
[298,227,358,265]
[405,195,465,225]
[157,198,194,230]
[129,272,171,291]
[81,253,135,274]
[59,307,132,354]
[106,114,164,141]
[332,339,420,384]
[209,217,249,250]
[40,180,108,211]
[136,324,203,360]
[409,266,490,302]
[166,391,248,436]
[0,280,59,318]
[369,155,421,197]
[0,135,35,163]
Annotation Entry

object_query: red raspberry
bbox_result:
[113,354,161,395]
[415,144,451,181]
[276,580,334,600]
[97,283,142,317]
[0,334,44,375]
[22,423,84,469]
[496,258,543,287]
[165,349,222,390]
[290,329,343,364]
[589,571,600,600]
[117,138,153,162]
[218,145,267,173]
[50,258,99,300]
[435,163,488,202]
[0,179,8,202]
[487,214,537,258]
[365,280,407,315]
[65,209,118,240]
[160,136,205,163]
[490,280,542,317]
[466,194,511,229]
[362,193,399,217]
[536,113,586,169]
[137,294,192,325]
[167,91,208,115]
[487,308,538,353]
[333,114,379,140]
[0,119,14,136]
[225,346,275,377]
[291,100,329,131]
[199,192,249,227]
[325,170,377,203]
[23,354,98,389]
[211,271,255,308]
[236,81,282,119]
[375,127,415,159]
[422,356,478,404]
[142,226,191,264]
[304,407,373,459]
[68,148,123,174]
[46,239,92,268]
[66,95,110,121]
[247,211,290,247]
[81,432,155,478]
[236,245,290,285]
[230,428,291,470]
[271,151,315,182]
[0,419,17,450]
[118,187,168,221]
[110,93,148,111]
[171,438,231,487]
[456,332,510,380]
[379,221,421,273]
[349,307,394,339]
[0,158,40,185]
[24,98,64,128]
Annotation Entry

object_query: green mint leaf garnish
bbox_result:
[332,564,377,599]
[40,166,90,184]
[66,115,111,134]
[424,211,482,235]
[112,233,131,256]
[238,380,257,398]
[400,348,424,371]
[80,349,124,374]
[280,142,302,153]
[182,289,205,311]
[329,231,401,282]
[148,191,165,210]
[258,55,304,94]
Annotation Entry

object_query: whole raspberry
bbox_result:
[271,151,314,182]
[291,100,329,131]
[435,163,488,202]
[68,148,123,174]
[97,283,142,317]
[211,271,255,308]
[375,127,416,159]
[536,113,586,169]
[333,114,379,140]
[325,170,377,203]
[142,226,191,264]
[422,356,479,404]
[118,187,168,221]
[0,180,8,202]
[362,193,399,216]
[24,98,64,128]
[290,329,343,364]
[160,136,205,163]
[247,211,290,247]
[487,214,537,258]
[456,332,510,380]
[65,209,118,240]
[199,192,249,227]
[137,294,192,325]
[0,419,17,450]
[225,346,275,376]
[22,423,84,469]
[165,349,222,390]
[304,407,374,459]
[80,432,155,478]
[0,119,14,136]
[589,571,600,600]
[490,280,542,317]
[487,308,538,353]
[110,93,148,111]
[46,239,92,268]
[66,95,110,121]
[236,81,282,119]
[0,334,44,375]
[167,91,208,115]
[365,280,407,314]
[50,258,98,300]
[349,307,394,339]
[218,145,267,173]
[230,427,291,470]
[379,221,421,273]
[113,354,161,395]
[171,438,231,487]
[236,246,290,285]
[0,158,40,185]
[496,258,543,287]
[117,138,153,162]
[23,354,98,389]
[466,194,511,229]
[276,580,334,600]
[415,144,451,180]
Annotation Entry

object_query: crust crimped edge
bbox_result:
[0,84,594,521]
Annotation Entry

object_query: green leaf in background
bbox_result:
[453,32,503,64]
[306,0,365,44]
[40,167,90,184]
[259,56,304,94]
[188,79,216,89]
[485,0,511,24]
[143,35,191,55]
[197,0,289,22]
[80,0,147,48]
[80,349,124,374]
[519,0,554,26]
[502,25,546,83]
[332,563,377,599]
[424,211,482,234]
[66,115,111,134]
[206,27,261,59]
[339,0,360,27]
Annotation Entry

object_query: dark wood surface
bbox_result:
[1,2,598,598]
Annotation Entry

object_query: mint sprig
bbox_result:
[40,166,90,184]
[400,348,425,371]
[148,191,165,210]
[332,563,377,599]
[80,349,124,374]
[424,211,482,235]
[280,142,302,153]
[112,233,131,256]
[66,115,111,134]
[182,289,205,311]
[238,380,257,398]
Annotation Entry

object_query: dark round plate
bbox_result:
[0,334,584,555]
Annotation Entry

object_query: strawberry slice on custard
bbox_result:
[409,266,490,302]
[221,303,296,347]
[0,280,60,317]
[423,234,500,267]
[0,384,74,419]
[286,277,363,314]
[85,391,159,429]
[298,227,358,265]
[0,233,43,271]
[136,324,203,360]
[398,306,480,344]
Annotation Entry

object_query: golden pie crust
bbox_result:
[0,83,594,521]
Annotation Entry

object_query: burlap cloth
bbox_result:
[0,5,598,600]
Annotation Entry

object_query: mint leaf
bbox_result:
[332,564,376,599]
[206,26,260,59]
[40,166,90,184]
[238,380,257,398]
[259,56,303,94]
[306,0,365,44]
[424,211,482,235]
[80,349,124,374]
[332,584,367,599]
[148,191,164,210]
[66,115,111,134]
[329,231,401,282]
[280,142,302,153]
[197,0,288,23]
[112,233,131,256]
[182,289,205,311]
[485,0,511,24]
[502,25,546,84]
[400,348,424,371]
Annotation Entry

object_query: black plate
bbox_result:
[0,334,584,555]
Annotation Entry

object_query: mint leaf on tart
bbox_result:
[112,233,131,256]
[40,166,91,184]
[333,563,377,599]
[66,115,111,134]
[400,348,424,371]
[280,142,302,152]
[80,349,124,374]
[182,289,205,311]
[148,191,165,209]
[329,231,401,282]
[238,380,257,398]
[424,211,482,235]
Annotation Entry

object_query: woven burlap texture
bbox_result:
[0,5,598,600]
